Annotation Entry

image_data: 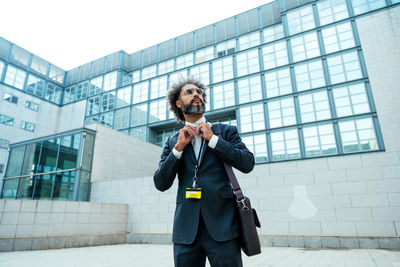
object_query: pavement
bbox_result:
[0,244,399,267]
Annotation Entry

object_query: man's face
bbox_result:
[176,84,206,115]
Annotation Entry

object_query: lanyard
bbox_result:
[192,138,205,188]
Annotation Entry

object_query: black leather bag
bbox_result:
[216,125,261,256]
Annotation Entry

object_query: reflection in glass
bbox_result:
[5,146,25,177]
[1,179,18,198]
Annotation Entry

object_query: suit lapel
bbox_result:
[184,142,196,165]
[198,123,221,167]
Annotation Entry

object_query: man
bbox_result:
[153,76,255,267]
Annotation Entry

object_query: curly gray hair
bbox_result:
[167,76,207,123]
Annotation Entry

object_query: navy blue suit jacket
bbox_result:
[153,123,255,244]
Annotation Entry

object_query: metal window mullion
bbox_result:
[372,116,385,150]
[73,132,85,201]
[298,125,306,158]
[14,145,28,199]
[50,138,62,200]
[333,120,344,154]
[31,141,43,199]
[345,0,355,17]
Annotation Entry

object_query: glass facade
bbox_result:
[1,129,95,201]
[0,0,393,166]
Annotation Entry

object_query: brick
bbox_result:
[321,222,357,236]
[49,237,65,249]
[260,222,289,235]
[34,212,51,224]
[379,238,400,250]
[351,193,389,207]
[13,238,32,251]
[309,196,334,210]
[65,202,79,212]
[0,239,14,252]
[331,181,367,195]
[361,152,399,167]
[257,175,285,187]
[356,222,396,237]
[371,207,400,220]
[382,165,400,179]
[36,201,52,212]
[284,172,314,185]
[305,183,332,196]
[289,222,321,235]
[17,213,35,225]
[328,155,362,170]
[339,237,360,248]
[288,236,304,247]
[20,200,37,212]
[304,236,322,248]
[16,224,34,237]
[297,158,329,172]
[51,201,66,212]
[1,212,19,225]
[0,200,5,212]
[388,193,400,206]
[358,237,380,249]
[336,208,372,221]
[367,179,400,193]
[314,170,347,184]
[346,167,383,181]
[322,237,340,248]
[270,161,299,175]
[4,200,21,212]
[0,224,17,237]
[333,195,352,208]
[31,238,50,250]
[272,236,289,247]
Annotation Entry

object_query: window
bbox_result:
[116,86,132,108]
[294,59,326,91]
[327,51,363,84]
[49,65,65,84]
[176,53,193,70]
[0,164,3,174]
[213,82,235,110]
[239,32,260,50]
[262,41,288,70]
[317,0,349,26]
[238,75,263,104]
[0,114,14,126]
[132,70,141,82]
[130,126,147,141]
[169,70,188,86]
[103,71,118,91]
[216,40,236,58]
[89,76,103,96]
[63,86,76,104]
[142,65,157,80]
[149,99,167,122]
[268,97,297,128]
[4,65,26,90]
[239,104,265,133]
[99,112,114,128]
[86,96,101,116]
[131,104,148,126]
[150,76,168,100]
[303,123,337,157]
[121,72,132,86]
[45,83,62,104]
[287,5,315,35]
[156,128,180,147]
[271,128,301,161]
[25,101,39,111]
[132,81,149,104]
[31,56,49,77]
[242,133,268,163]
[351,0,386,15]
[298,90,331,123]
[212,57,234,83]
[195,47,214,64]
[3,92,18,104]
[190,64,210,85]
[236,49,260,77]
[332,82,370,117]
[114,107,130,130]
[290,32,320,62]
[0,61,4,78]
[0,139,9,149]
[265,68,293,98]
[75,81,89,100]
[339,117,378,153]
[158,59,174,75]
[322,22,355,54]
[26,74,45,97]
[101,92,115,112]
[21,121,35,132]
[263,24,284,44]
[85,116,99,126]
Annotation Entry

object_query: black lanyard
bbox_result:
[192,138,205,188]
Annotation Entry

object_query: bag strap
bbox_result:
[214,123,245,202]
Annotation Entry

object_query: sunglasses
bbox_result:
[183,88,205,96]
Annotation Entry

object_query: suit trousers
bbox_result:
[173,215,243,267]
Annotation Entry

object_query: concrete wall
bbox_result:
[87,124,162,182]
[0,199,128,252]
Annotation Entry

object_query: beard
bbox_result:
[180,98,206,115]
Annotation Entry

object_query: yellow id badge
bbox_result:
[185,188,202,199]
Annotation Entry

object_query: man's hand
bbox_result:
[174,125,196,151]
[196,122,214,141]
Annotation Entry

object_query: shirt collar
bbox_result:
[185,116,206,127]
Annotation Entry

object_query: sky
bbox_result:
[0,0,274,70]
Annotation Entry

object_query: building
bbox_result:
[0,0,399,250]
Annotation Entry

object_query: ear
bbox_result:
[176,99,181,109]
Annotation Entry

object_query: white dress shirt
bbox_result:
[172,116,219,160]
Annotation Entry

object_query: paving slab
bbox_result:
[0,244,399,267]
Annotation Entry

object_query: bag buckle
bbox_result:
[238,198,249,211]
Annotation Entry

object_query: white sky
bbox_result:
[0,0,274,70]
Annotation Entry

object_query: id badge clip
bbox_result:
[185,188,202,199]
